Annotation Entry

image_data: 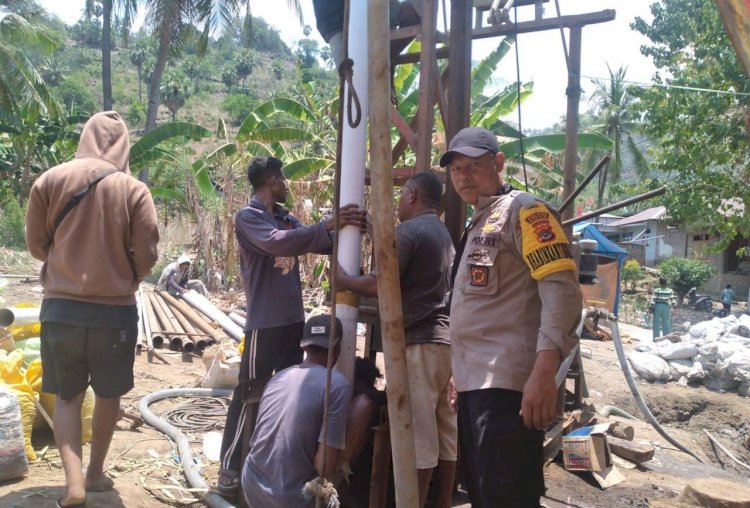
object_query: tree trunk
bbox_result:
[102,0,113,111]
[137,66,142,102]
[597,158,611,208]
[145,29,171,133]
[142,29,172,182]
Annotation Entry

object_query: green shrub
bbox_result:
[53,79,98,116]
[658,257,716,305]
[221,92,258,126]
[621,259,643,292]
[0,193,26,249]
[127,102,147,127]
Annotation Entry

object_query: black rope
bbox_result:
[513,3,528,192]
[341,59,362,128]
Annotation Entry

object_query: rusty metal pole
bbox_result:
[444,0,473,247]
[561,26,582,233]
[368,0,419,506]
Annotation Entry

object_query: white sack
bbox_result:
[627,352,671,382]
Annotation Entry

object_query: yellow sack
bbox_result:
[39,387,95,444]
[0,350,39,461]
[7,323,41,342]
[8,384,37,463]
[0,350,25,385]
[25,359,42,394]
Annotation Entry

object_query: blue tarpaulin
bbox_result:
[573,222,629,315]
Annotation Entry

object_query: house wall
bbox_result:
[619,243,645,265]
[654,224,687,265]
[687,230,750,300]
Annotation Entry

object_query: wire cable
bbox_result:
[578,74,750,97]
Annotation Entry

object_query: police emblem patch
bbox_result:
[470,266,489,286]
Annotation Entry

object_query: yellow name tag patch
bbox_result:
[520,204,576,280]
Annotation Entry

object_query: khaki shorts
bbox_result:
[41,321,137,400]
[406,342,457,469]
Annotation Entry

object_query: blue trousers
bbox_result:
[653,303,671,338]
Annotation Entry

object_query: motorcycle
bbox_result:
[685,287,714,312]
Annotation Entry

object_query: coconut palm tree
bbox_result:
[142,0,302,134]
[85,0,139,110]
[590,64,649,207]
[0,0,62,119]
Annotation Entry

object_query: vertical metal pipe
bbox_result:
[562,26,582,232]
[444,0,472,247]
[369,0,419,505]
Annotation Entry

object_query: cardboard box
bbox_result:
[562,423,625,489]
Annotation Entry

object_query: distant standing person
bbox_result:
[652,277,674,339]
[25,112,159,508]
[217,156,365,494]
[720,284,735,317]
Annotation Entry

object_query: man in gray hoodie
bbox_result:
[26,111,159,508]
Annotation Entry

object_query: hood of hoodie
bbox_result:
[75,111,131,173]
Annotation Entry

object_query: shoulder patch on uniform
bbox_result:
[520,204,576,280]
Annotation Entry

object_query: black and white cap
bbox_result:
[300,314,343,349]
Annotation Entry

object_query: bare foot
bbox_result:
[58,490,86,507]
[85,473,114,492]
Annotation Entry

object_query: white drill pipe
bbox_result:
[335,0,369,385]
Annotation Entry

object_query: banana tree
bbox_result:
[392,36,614,201]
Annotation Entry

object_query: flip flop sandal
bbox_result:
[56,497,86,508]
[216,469,240,493]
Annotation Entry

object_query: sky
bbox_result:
[38,0,656,130]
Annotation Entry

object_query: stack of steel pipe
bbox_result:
[135,290,147,353]
[142,292,164,349]
[181,292,243,342]
[158,291,215,352]
[157,290,228,346]
[151,292,194,353]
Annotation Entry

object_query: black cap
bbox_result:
[439,127,498,167]
[301,314,343,349]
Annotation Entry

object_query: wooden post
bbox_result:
[368,0,419,506]
[415,0,439,173]
[561,26,582,232]
[444,0,472,247]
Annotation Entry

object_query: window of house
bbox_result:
[693,234,709,241]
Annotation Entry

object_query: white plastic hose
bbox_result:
[0,307,40,327]
[138,387,235,508]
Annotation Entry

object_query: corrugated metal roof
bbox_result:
[608,206,666,227]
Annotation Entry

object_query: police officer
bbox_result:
[441,127,582,507]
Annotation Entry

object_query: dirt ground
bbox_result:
[2,251,750,507]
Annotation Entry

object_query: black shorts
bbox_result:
[240,322,304,394]
[41,321,137,400]
[458,388,545,508]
